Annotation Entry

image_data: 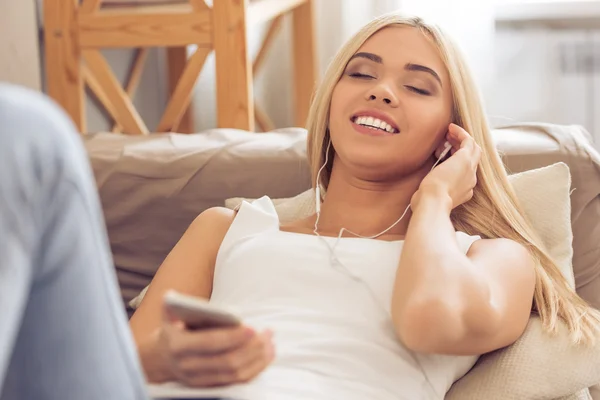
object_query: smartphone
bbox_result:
[164,290,241,330]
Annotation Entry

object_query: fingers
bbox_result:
[448,123,473,150]
[196,330,272,373]
[175,330,275,387]
[232,345,275,381]
[169,325,255,356]
[447,123,481,166]
[182,349,273,387]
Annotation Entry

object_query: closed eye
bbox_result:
[406,86,431,96]
[349,72,375,79]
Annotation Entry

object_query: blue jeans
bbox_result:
[0,84,149,400]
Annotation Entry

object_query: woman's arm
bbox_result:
[129,207,236,381]
[391,189,535,355]
[391,124,536,356]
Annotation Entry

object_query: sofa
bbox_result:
[83,123,600,399]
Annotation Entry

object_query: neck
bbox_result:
[315,166,430,238]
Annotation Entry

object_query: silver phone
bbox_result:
[164,290,241,330]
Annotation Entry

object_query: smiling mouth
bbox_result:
[351,116,399,134]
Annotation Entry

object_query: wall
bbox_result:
[490,27,600,148]
[0,0,41,90]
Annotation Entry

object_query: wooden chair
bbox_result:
[43,0,317,134]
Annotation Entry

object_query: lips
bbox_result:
[350,109,400,134]
[351,119,395,136]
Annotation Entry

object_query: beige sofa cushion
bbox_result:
[84,129,311,311]
[445,316,599,400]
[84,124,600,315]
[493,124,600,309]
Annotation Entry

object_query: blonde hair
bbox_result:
[306,12,600,345]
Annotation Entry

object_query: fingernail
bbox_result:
[173,320,186,330]
[244,327,255,338]
[266,343,275,359]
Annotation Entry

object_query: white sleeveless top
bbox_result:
[208,196,481,400]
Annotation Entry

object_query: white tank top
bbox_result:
[209,196,481,400]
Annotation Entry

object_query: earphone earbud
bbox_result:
[438,141,452,160]
[430,141,452,171]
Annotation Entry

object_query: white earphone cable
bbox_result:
[313,140,451,241]
[311,138,453,398]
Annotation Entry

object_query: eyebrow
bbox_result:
[405,62,442,86]
[350,52,383,64]
[349,52,443,86]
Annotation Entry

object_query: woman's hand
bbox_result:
[413,123,481,211]
[156,306,275,387]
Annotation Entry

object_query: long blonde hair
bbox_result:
[306,12,600,345]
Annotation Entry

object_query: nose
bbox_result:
[366,82,398,106]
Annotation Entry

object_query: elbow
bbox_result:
[393,297,462,354]
[393,292,501,354]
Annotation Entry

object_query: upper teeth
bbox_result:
[353,116,397,133]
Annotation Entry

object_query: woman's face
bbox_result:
[329,25,453,181]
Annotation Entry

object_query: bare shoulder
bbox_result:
[194,206,237,225]
[468,238,534,265]
[468,237,528,253]
[183,206,237,246]
[468,238,535,280]
[191,206,237,232]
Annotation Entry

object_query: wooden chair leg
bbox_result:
[82,49,149,135]
[112,48,149,133]
[83,64,119,124]
[157,46,210,133]
[255,103,275,132]
[213,0,254,131]
[167,47,195,133]
[44,0,85,133]
[292,0,317,128]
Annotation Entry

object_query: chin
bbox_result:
[342,156,407,180]
[345,153,430,181]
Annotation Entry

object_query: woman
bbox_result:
[130,12,600,399]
